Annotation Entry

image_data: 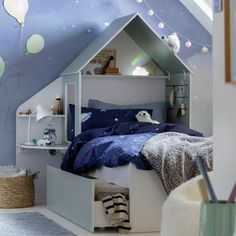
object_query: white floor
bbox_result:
[0,205,160,236]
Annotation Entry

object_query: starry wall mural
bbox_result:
[0,0,212,165]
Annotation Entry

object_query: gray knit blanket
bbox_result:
[141,132,213,194]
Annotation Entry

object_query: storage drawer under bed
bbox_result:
[46,166,129,232]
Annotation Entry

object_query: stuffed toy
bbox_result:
[161,32,180,54]
[136,111,160,124]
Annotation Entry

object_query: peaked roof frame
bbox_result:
[60,13,191,76]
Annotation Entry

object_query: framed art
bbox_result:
[93,48,116,68]
[81,49,117,75]
[224,0,236,83]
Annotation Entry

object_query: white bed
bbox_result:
[47,73,172,232]
[34,13,192,233]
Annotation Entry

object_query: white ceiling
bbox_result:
[196,0,213,19]
[204,0,213,8]
[179,0,213,34]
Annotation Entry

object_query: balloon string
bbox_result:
[19,27,23,55]
[14,27,21,57]
[13,26,24,59]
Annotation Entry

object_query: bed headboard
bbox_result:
[81,76,166,106]
[63,73,190,141]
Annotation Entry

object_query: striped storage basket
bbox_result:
[0,172,38,208]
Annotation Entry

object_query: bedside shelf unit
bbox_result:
[16,78,67,203]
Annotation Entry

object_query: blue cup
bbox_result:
[200,201,236,236]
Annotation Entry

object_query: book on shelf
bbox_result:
[105,73,121,75]
[105,67,119,74]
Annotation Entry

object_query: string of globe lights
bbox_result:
[136,0,211,53]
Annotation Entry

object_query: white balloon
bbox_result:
[0,57,5,78]
[26,34,45,54]
[3,0,29,27]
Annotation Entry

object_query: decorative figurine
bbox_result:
[53,96,62,115]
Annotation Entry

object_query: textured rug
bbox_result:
[0,212,76,236]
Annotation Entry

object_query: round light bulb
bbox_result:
[148,9,154,16]
[136,0,143,3]
[185,41,192,48]
[158,22,164,29]
[202,46,208,53]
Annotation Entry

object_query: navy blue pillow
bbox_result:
[81,107,153,131]
[68,104,153,137]
[88,99,168,123]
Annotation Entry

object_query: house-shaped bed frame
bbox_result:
[16,13,192,233]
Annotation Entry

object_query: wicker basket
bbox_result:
[0,173,37,208]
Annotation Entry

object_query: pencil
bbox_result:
[228,183,236,203]
[196,155,218,203]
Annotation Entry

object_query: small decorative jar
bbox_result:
[53,96,62,115]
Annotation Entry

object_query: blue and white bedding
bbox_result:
[61,122,203,174]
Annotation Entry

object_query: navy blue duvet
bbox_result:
[61,122,203,173]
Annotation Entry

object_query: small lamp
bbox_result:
[24,104,52,145]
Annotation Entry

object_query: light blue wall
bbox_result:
[0,0,212,165]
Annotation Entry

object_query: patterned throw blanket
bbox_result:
[141,132,213,194]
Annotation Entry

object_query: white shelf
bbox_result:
[18,144,69,151]
[82,75,168,79]
[17,114,65,118]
